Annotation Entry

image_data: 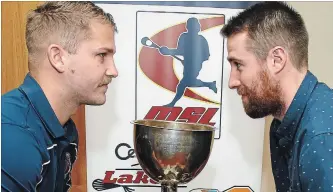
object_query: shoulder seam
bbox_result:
[1,123,27,129]
[24,103,32,128]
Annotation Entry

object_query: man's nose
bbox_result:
[106,58,118,78]
[228,73,241,89]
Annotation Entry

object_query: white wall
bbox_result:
[260,2,333,192]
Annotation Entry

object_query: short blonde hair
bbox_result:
[26,1,117,70]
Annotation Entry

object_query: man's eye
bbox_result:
[235,62,241,70]
[98,53,107,58]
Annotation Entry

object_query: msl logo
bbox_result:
[144,106,219,126]
[136,11,225,139]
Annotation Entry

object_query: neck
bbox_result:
[31,71,79,126]
[273,68,307,121]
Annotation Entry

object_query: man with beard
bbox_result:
[221,2,333,192]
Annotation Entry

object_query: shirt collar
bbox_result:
[19,73,65,138]
[272,71,318,146]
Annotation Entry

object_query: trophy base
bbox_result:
[161,183,177,192]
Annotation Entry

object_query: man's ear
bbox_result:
[47,44,67,73]
[266,46,287,74]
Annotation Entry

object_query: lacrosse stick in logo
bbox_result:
[92,179,134,192]
[141,36,183,63]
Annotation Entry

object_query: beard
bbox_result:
[238,69,284,119]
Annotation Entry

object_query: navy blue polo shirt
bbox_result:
[270,71,333,192]
[1,73,79,192]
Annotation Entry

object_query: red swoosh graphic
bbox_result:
[138,16,225,104]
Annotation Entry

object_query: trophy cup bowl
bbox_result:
[132,119,215,192]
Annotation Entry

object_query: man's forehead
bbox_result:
[79,37,115,54]
[87,22,115,44]
[227,32,248,50]
[88,20,115,39]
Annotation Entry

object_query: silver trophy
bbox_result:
[132,119,215,192]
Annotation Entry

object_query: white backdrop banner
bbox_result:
[86,3,265,192]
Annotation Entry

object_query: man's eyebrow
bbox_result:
[98,47,115,54]
[227,56,243,63]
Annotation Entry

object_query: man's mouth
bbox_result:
[98,83,109,89]
[99,81,111,87]
[237,90,244,96]
[237,87,247,96]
